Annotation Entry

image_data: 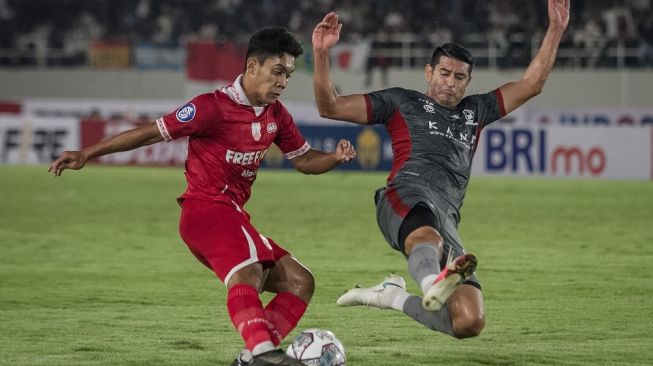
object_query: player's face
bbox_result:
[245,53,296,106]
[424,56,471,108]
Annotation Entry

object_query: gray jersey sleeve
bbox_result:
[472,89,506,129]
[366,88,405,125]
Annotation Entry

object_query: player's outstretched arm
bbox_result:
[312,12,368,124]
[48,122,163,176]
[498,0,570,115]
[291,139,356,174]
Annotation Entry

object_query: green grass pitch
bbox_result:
[1,165,652,365]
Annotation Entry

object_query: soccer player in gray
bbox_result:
[311,0,570,339]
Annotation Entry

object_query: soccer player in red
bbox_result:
[312,0,569,340]
[49,27,356,366]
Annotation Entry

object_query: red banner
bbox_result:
[0,101,21,114]
[89,41,131,69]
[186,41,245,82]
[81,120,187,166]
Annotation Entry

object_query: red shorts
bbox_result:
[179,198,289,284]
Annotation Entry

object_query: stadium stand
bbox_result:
[0,0,651,69]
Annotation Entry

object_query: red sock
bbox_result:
[264,292,308,346]
[227,284,274,352]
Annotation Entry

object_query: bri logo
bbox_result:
[484,129,606,176]
[176,103,196,123]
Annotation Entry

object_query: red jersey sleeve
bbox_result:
[156,93,217,141]
[273,102,310,159]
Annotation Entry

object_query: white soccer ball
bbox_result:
[285,328,346,366]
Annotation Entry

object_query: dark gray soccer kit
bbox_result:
[366,87,505,287]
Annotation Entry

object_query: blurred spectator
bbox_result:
[573,14,607,67]
[365,30,391,88]
[0,0,651,69]
[637,12,653,66]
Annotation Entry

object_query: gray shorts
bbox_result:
[374,183,480,288]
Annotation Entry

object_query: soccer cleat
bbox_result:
[422,253,478,311]
[336,274,406,309]
[250,349,304,366]
[230,349,253,366]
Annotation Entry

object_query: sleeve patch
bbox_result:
[176,103,196,122]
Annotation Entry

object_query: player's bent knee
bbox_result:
[404,227,443,255]
[295,271,315,299]
[452,314,485,339]
[282,269,315,301]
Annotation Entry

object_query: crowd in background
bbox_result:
[0,0,651,69]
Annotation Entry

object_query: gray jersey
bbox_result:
[366,87,505,219]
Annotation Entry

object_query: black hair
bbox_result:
[430,43,474,74]
[245,27,303,67]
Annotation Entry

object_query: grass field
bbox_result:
[1,165,652,366]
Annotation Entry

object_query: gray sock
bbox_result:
[403,295,455,337]
[407,243,441,293]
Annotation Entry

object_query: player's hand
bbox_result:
[312,12,342,52]
[334,139,356,164]
[548,0,570,31]
[48,150,89,176]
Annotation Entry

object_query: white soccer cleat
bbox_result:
[336,274,406,309]
[422,253,478,311]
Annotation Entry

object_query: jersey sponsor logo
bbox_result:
[266,122,277,133]
[226,148,268,166]
[428,120,476,149]
[463,109,478,126]
[175,103,196,123]
[251,122,262,141]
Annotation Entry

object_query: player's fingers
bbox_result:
[337,140,355,162]
[329,13,339,28]
[321,13,331,23]
[347,146,356,161]
[49,156,65,175]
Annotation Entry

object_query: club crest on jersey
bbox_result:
[463,109,478,126]
[176,103,196,123]
[251,122,262,141]
[267,122,277,133]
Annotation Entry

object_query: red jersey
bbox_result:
[156,76,310,207]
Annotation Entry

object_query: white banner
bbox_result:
[521,107,653,127]
[0,116,79,164]
[472,126,652,180]
[330,41,372,72]
[22,98,181,120]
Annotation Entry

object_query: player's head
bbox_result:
[424,43,473,108]
[242,27,303,106]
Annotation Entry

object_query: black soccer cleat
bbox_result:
[230,349,253,366]
[250,349,304,366]
[230,357,250,366]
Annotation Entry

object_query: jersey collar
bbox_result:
[222,74,265,117]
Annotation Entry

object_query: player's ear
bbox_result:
[246,57,258,75]
[424,63,433,81]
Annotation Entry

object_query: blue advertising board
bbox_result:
[260,124,393,171]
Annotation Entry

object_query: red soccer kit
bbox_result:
[156,76,310,284]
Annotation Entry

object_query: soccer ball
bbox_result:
[286,328,346,366]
